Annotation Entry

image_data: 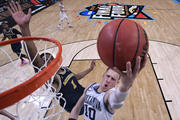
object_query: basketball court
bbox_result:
[0,0,180,120]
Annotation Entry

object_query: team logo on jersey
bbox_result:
[85,95,101,111]
[79,3,153,20]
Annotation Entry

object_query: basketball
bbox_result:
[97,19,149,71]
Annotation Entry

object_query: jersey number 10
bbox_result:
[84,104,96,120]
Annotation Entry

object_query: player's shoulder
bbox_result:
[105,88,116,98]
[12,28,19,32]
[109,88,116,92]
[60,66,69,70]
[11,28,17,30]
[61,66,68,69]
[85,83,98,92]
[59,66,73,75]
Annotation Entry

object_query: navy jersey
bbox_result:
[2,28,22,53]
[2,28,22,39]
[57,67,85,114]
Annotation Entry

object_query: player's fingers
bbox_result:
[141,54,148,70]
[11,1,18,12]
[16,1,22,11]
[133,56,141,75]
[7,6,13,15]
[9,2,16,13]
[126,61,132,77]
[28,8,32,17]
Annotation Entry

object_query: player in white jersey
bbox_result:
[69,56,148,120]
[84,83,114,120]
[58,0,72,30]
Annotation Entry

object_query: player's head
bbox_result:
[100,68,120,92]
[40,52,63,73]
[40,52,54,65]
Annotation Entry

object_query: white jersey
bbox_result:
[84,83,114,120]
[59,3,68,19]
[59,3,65,11]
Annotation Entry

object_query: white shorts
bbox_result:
[59,12,68,20]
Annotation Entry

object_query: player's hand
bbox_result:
[7,1,31,27]
[113,55,148,91]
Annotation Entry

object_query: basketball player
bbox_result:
[40,52,96,114]
[69,56,147,120]
[58,0,72,30]
[1,21,28,66]
[7,1,95,114]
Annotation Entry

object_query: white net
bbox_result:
[0,38,66,120]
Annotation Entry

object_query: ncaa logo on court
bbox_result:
[79,3,154,20]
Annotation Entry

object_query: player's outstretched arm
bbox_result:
[117,55,147,92]
[7,1,44,70]
[7,1,31,36]
[74,60,96,80]
[105,55,148,112]
[69,91,86,120]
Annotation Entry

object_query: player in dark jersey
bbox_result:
[57,67,86,114]
[1,21,28,66]
[7,1,96,115]
[40,53,96,114]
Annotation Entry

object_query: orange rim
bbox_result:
[0,36,62,109]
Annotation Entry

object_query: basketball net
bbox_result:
[0,37,66,120]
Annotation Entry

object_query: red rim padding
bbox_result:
[0,36,62,109]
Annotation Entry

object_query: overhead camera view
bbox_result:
[0,0,179,120]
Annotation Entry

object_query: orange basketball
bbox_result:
[97,19,149,71]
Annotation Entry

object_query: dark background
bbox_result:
[0,0,56,33]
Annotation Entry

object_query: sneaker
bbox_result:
[68,24,73,28]
[58,25,63,30]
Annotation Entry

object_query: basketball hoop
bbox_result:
[0,37,65,120]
